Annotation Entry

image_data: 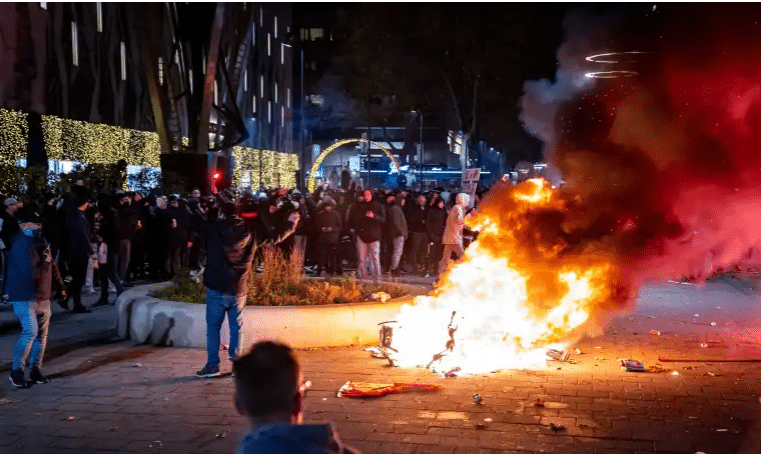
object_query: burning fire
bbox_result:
[390,179,625,374]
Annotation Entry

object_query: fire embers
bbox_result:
[389,179,627,375]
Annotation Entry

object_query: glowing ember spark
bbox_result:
[390,179,623,374]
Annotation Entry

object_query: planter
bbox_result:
[116,282,426,349]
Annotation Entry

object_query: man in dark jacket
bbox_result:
[406,194,429,275]
[191,201,256,378]
[352,189,385,281]
[0,197,21,301]
[61,189,94,313]
[425,196,447,277]
[7,218,54,388]
[385,194,408,276]
[315,201,343,276]
[234,341,360,454]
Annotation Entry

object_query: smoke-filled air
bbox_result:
[389,5,761,374]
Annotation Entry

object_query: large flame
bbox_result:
[391,179,626,374]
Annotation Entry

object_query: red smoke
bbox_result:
[523,4,761,294]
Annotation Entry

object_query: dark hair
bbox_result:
[233,341,300,418]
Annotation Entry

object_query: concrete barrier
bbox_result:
[116,282,424,349]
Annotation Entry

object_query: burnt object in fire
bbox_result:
[425,311,459,371]
[620,359,645,372]
[378,321,398,350]
[444,367,461,378]
[546,349,570,362]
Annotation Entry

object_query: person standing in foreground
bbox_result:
[192,201,256,378]
[233,341,360,454]
[438,193,472,276]
[7,217,57,388]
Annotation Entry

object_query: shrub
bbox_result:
[152,243,408,306]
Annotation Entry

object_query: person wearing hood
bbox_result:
[385,193,408,276]
[191,200,256,378]
[315,200,342,276]
[233,341,360,454]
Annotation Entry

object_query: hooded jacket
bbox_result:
[236,423,360,454]
[386,202,408,239]
[191,214,255,297]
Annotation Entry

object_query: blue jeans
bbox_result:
[356,240,381,281]
[12,300,51,371]
[205,289,246,369]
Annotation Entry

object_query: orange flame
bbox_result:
[391,179,624,373]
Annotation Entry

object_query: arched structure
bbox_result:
[308,138,400,193]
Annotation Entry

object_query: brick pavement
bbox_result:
[0,276,760,454]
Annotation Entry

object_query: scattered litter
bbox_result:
[322,398,328,401]
[683,366,697,370]
[671,371,680,376]
[63,415,77,421]
[716,428,728,432]
[594,346,602,349]
[0,398,12,405]
[575,349,582,355]
[649,365,668,373]
[621,359,645,372]
[710,322,717,326]
[444,367,461,378]
[546,349,570,362]
[108,427,118,432]
[132,363,142,367]
[304,380,312,389]
[215,432,227,438]
[703,372,719,377]
[694,314,700,317]
[534,398,545,407]
[475,423,487,429]
[549,423,566,432]
[649,330,661,336]
[370,292,391,303]
[473,393,483,404]
[647,315,656,319]
[220,344,228,351]
[700,343,709,348]
[149,441,163,448]
[337,381,442,398]
[484,418,493,423]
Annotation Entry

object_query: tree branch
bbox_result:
[441,69,462,131]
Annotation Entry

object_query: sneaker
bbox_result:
[30,367,50,384]
[9,369,29,388]
[196,365,220,378]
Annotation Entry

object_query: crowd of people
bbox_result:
[0,179,481,386]
[1,177,487,453]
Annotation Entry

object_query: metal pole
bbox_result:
[300,49,305,190]
[419,111,423,190]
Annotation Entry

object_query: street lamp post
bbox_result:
[419,110,423,191]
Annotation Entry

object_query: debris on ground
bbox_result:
[63,415,77,421]
[444,367,461,378]
[710,322,717,326]
[483,418,493,423]
[220,344,228,351]
[700,343,709,348]
[671,371,680,376]
[534,398,545,407]
[549,423,566,432]
[215,432,227,438]
[546,349,570,362]
[370,292,391,302]
[703,372,720,377]
[337,381,442,398]
[649,330,661,336]
[575,348,582,355]
[474,423,487,429]
[132,363,142,367]
[649,365,668,373]
[0,398,12,405]
[473,393,483,404]
[620,359,645,372]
